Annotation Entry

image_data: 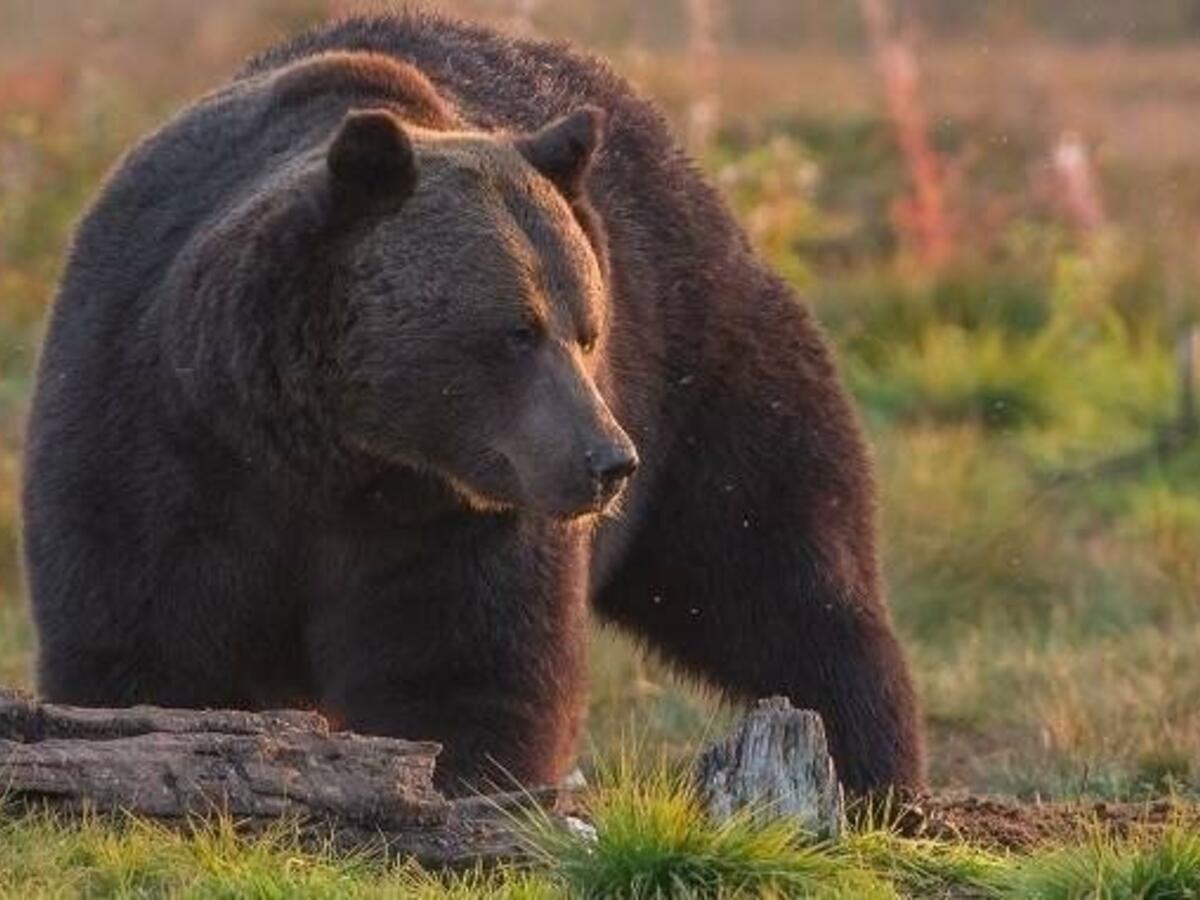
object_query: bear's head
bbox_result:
[327,106,638,520]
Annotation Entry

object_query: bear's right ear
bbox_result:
[327,109,418,213]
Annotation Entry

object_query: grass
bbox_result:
[1001,827,1200,900]
[2,770,1198,897]
[529,753,883,898]
[840,827,1003,898]
[0,810,560,898]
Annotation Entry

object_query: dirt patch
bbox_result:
[894,793,1200,851]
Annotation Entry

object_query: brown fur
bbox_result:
[271,51,456,127]
[23,13,924,795]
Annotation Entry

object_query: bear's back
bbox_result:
[243,13,669,153]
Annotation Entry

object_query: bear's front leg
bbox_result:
[31,513,302,711]
[305,517,589,795]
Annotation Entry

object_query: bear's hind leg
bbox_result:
[596,544,925,793]
[594,301,925,792]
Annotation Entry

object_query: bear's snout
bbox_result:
[586,438,639,505]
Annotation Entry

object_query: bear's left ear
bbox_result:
[327,109,418,214]
[516,106,606,198]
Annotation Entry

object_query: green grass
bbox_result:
[0,810,560,898]
[840,827,1003,898]
[2,772,1198,898]
[528,753,891,898]
[1002,827,1200,900]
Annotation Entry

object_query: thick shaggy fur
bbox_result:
[23,13,924,793]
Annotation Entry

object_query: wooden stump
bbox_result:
[694,697,843,839]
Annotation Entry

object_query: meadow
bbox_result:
[1,1,1199,895]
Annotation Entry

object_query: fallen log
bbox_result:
[1,690,852,866]
[0,690,558,867]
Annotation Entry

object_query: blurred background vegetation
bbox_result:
[1,0,1199,801]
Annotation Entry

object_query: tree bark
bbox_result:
[0,691,562,867]
[694,697,844,839]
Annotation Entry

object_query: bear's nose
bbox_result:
[587,442,640,497]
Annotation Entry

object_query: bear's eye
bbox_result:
[579,334,598,355]
[507,324,541,353]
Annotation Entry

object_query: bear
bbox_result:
[22,12,925,795]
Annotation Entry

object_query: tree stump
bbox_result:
[694,697,843,839]
[0,690,562,867]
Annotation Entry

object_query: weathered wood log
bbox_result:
[694,697,844,839]
[1,691,845,865]
[0,691,561,867]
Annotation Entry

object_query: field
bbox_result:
[2,0,1199,895]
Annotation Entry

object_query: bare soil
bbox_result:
[895,792,1200,850]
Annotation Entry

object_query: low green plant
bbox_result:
[0,810,564,898]
[5,780,1199,898]
[1002,826,1200,900]
[840,825,1003,897]
[526,753,894,898]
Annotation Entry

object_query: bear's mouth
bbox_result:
[418,444,635,522]
[524,472,632,522]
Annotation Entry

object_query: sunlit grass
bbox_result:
[0,811,386,898]
[914,623,1200,798]
[526,752,891,898]
[0,810,561,898]
[875,418,1200,798]
[1001,826,1200,900]
[838,823,1004,897]
[2,779,1197,898]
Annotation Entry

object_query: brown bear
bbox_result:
[22,12,924,794]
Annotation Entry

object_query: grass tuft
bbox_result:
[840,796,1005,896]
[525,752,894,898]
[1002,826,1200,900]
